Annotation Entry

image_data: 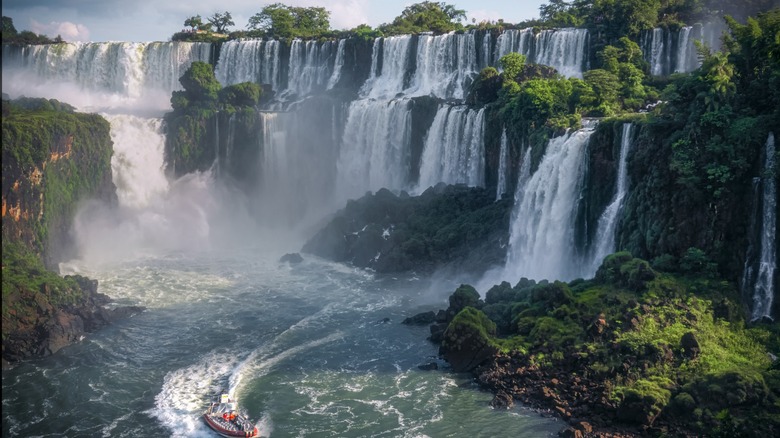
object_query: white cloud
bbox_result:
[31,19,90,41]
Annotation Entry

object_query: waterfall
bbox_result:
[642,28,666,76]
[643,22,725,76]
[103,114,169,209]
[215,40,280,91]
[408,32,479,99]
[503,127,594,282]
[1,42,211,110]
[361,36,413,99]
[213,114,220,177]
[496,129,509,200]
[589,123,634,272]
[675,26,696,73]
[744,133,777,320]
[534,28,588,78]
[479,31,492,69]
[336,99,413,199]
[326,39,346,89]
[493,28,587,78]
[494,28,535,64]
[417,105,485,191]
[286,39,337,98]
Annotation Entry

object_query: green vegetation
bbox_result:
[1,98,116,360]
[441,252,779,434]
[1,16,62,45]
[2,97,113,264]
[2,242,82,318]
[379,1,465,35]
[164,62,263,177]
[247,3,330,39]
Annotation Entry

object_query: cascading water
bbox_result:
[744,133,777,320]
[215,40,281,91]
[642,28,666,76]
[675,27,696,73]
[417,105,485,191]
[503,127,595,282]
[493,28,587,78]
[326,39,346,90]
[642,21,726,76]
[408,32,479,99]
[589,123,634,272]
[286,39,337,98]
[336,99,413,199]
[1,42,211,111]
[361,36,413,99]
[494,28,535,65]
[496,129,509,200]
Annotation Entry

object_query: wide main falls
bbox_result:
[1,39,565,436]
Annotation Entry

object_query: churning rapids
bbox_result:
[1,39,566,437]
[1,116,563,437]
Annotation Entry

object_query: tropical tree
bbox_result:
[381,1,466,35]
[247,3,330,38]
[499,53,527,83]
[184,15,204,31]
[2,16,17,39]
[207,11,234,34]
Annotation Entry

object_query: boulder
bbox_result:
[439,307,498,372]
[279,253,304,264]
[680,332,700,359]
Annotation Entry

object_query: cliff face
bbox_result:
[1,98,116,267]
[1,98,129,366]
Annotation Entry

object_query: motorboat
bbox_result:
[203,394,260,437]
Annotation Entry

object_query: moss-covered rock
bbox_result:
[439,307,499,372]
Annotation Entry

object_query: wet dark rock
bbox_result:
[279,252,303,264]
[402,311,436,325]
[428,323,447,343]
[490,390,514,409]
[418,362,438,371]
[680,332,700,359]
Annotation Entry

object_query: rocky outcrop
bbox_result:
[303,184,512,274]
[2,269,144,367]
[2,97,134,367]
[1,97,116,267]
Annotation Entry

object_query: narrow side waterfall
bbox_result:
[215,40,280,91]
[589,123,634,272]
[642,21,725,76]
[417,105,485,191]
[496,129,509,200]
[675,27,696,73]
[336,99,413,199]
[642,28,666,76]
[503,128,594,282]
[744,133,777,320]
[326,39,346,89]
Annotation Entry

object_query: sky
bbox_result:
[1,0,546,43]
